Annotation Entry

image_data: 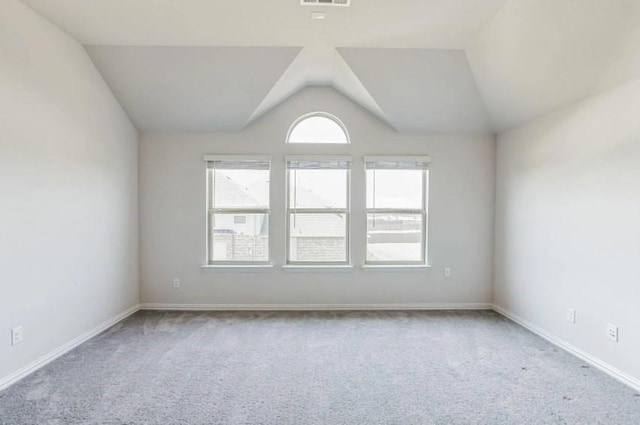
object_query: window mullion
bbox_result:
[366,208,424,214]
[421,169,427,264]
[289,208,348,214]
[212,208,270,214]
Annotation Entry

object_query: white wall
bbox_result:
[140,87,495,307]
[0,0,138,382]
[495,77,640,383]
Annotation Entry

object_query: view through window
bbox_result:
[365,157,430,264]
[207,157,270,264]
[286,157,351,264]
[205,115,430,268]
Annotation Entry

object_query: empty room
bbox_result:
[1,0,639,423]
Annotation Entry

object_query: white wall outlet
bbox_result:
[172,278,181,289]
[566,309,576,324]
[11,326,24,346]
[444,267,452,278]
[607,324,619,342]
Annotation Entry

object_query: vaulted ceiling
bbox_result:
[20,0,640,133]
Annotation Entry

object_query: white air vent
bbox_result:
[301,0,351,7]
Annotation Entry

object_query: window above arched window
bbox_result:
[287,112,350,144]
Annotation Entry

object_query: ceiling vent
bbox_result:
[301,0,351,7]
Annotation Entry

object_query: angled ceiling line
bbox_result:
[339,47,494,134]
[84,45,302,132]
[244,45,392,129]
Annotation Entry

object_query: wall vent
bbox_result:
[301,0,351,7]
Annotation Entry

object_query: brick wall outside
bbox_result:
[216,234,269,261]
[293,237,345,262]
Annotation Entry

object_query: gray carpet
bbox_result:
[1,311,639,424]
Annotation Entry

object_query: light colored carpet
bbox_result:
[1,310,639,424]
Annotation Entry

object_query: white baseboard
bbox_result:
[492,304,640,392]
[140,302,493,311]
[7,302,635,395]
[0,304,140,392]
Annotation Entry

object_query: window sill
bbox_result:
[201,264,274,272]
[281,265,354,272]
[360,265,432,272]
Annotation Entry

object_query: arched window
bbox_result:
[286,112,349,144]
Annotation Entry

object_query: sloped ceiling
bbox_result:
[85,46,300,131]
[248,45,389,128]
[466,0,640,131]
[339,48,491,133]
[18,0,640,134]
[19,0,508,48]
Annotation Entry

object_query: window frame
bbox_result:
[205,155,272,266]
[364,156,430,266]
[285,155,352,266]
[286,112,350,144]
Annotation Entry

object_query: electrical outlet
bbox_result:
[566,309,576,324]
[172,278,181,289]
[607,324,619,342]
[11,326,24,346]
[444,267,452,278]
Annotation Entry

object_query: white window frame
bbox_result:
[286,112,350,144]
[365,156,430,266]
[204,155,271,266]
[285,156,351,265]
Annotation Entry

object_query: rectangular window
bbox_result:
[206,156,270,264]
[365,156,430,265]
[286,157,351,264]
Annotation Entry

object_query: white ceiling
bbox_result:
[248,44,389,128]
[466,0,640,131]
[339,48,491,133]
[85,46,300,131]
[19,0,640,133]
[20,0,508,48]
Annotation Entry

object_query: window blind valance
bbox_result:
[286,156,351,170]
[364,156,431,170]
[204,155,271,170]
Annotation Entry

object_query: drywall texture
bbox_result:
[140,87,495,306]
[0,0,139,382]
[466,0,640,131]
[495,77,640,383]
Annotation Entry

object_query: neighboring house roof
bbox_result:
[290,181,347,238]
[217,171,345,237]
[292,187,344,210]
[214,173,264,208]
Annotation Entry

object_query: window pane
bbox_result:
[289,213,347,262]
[288,115,348,144]
[211,214,269,262]
[366,213,423,262]
[289,169,347,209]
[214,169,270,208]
[366,169,423,209]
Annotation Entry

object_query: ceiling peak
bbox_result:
[246,46,390,128]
